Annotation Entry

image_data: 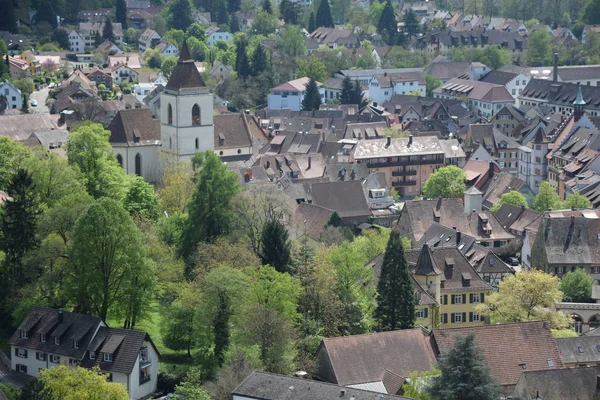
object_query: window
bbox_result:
[116,154,123,167]
[167,103,173,124]
[50,355,60,364]
[16,364,27,373]
[471,312,481,322]
[15,348,27,358]
[592,267,600,274]
[195,138,199,150]
[451,312,465,323]
[135,153,142,176]
[89,351,96,360]
[452,294,463,304]
[471,293,481,303]
[36,352,47,361]
[20,329,27,339]
[55,337,60,345]
[547,360,554,367]
[73,340,79,349]
[441,313,448,324]
[578,345,584,353]
[40,334,46,343]
[192,104,201,125]
[416,308,429,319]
[104,353,112,362]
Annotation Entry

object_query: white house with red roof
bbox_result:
[267,77,324,111]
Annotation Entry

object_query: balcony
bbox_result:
[392,180,417,187]
[392,169,417,176]
[366,157,442,169]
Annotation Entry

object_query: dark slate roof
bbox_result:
[512,366,600,400]
[424,61,471,80]
[466,209,514,241]
[556,336,600,365]
[397,198,470,242]
[473,251,514,275]
[480,70,518,86]
[108,108,161,145]
[311,181,370,218]
[520,79,600,110]
[165,40,207,91]
[433,321,563,388]
[214,113,252,149]
[483,173,533,208]
[317,329,437,386]
[415,222,485,263]
[80,326,156,374]
[8,307,102,360]
[233,371,410,399]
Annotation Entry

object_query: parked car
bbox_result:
[30,99,38,107]
[48,83,56,89]
[507,257,519,266]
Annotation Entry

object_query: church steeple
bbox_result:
[573,86,586,121]
[164,40,207,92]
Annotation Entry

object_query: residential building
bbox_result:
[583,25,600,44]
[424,61,490,84]
[432,321,563,394]
[464,124,521,175]
[95,40,122,54]
[308,27,359,49]
[490,104,526,135]
[209,61,233,81]
[155,41,179,57]
[397,198,470,243]
[520,77,600,116]
[310,181,371,226]
[68,29,85,53]
[368,70,426,104]
[138,28,161,52]
[85,67,113,88]
[352,135,447,197]
[8,307,159,400]
[414,28,528,57]
[556,336,600,367]
[111,64,139,85]
[315,329,438,394]
[108,108,162,183]
[518,127,550,192]
[213,113,254,159]
[480,70,530,100]
[78,22,124,47]
[512,366,600,400]
[207,29,233,47]
[335,68,422,88]
[268,77,324,111]
[433,79,514,120]
[7,56,29,79]
[0,79,22,110]
[233,371,410,399]
[161,41,214,159]
[493,204,542,238]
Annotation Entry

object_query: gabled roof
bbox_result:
[479,70,519,86]
[397,198,470,242]
[413,243,442,276]
[271,77,322,92]
[294,203,334,240]
[432,321,563,388]
[556,336,600,365]
[311,181,370,218]
[214,113,253,150]
[164,41,207,92]
[512,366,600,400]
[317,329,437,386]
[234,371,410,399]
[108,108,161,146]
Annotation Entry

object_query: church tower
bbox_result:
[161,40,214,159]
[573,86,586,121]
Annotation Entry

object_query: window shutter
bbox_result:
[462,294,467,304]
[451,295,455,304]
[24,350,27,357]
[424,308,428,318]
[470,293,474,303]
[14,348,18,357]
[442,313,447,324]
[451,313,455,323]
[443,295,448,305]
[481,293,485,303]
[469,312,473,322]
[463,312,467,322]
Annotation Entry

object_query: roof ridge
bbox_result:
[323,327,425,342]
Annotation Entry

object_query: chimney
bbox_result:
[408,135,413,146]
[386,136,391,148]
[245,167,252,182]
[456,231,462,245]
[307,156,312,170]
[553,52,558,83]
[58,310,63,324]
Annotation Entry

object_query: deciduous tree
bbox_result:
[561,268,594,303]
[297,54,327,81]
[562,193,592,209]
[166,0,194,30]
[0,137,31,190]
[490,190,528,212]
[532,181,560,211]
[39,366,129,400]
[422,165,467,199]
[123,175,160,220]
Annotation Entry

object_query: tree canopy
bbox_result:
[490,190,528,213]
[38,366,129,400]
[316,0,334,28]
[532,182,560,212]
[561,268,595,303]
[301,78,322,111]
[422,165,467,199]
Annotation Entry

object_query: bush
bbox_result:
[157,371,181,393]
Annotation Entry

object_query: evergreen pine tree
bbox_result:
[36,0,58,28]
[167,0,194,31]
[301,78,322,111]
[116,0,128,29]
[230,14,240,33]
[374,228,415,331]
[0,0,17,33]
[0,169,40,288]
[234,37,251,78]
[428,333,499,400]
[351,80,367,110]
[263,0,273,13]
[377,0,397,45]
[215,0,229,25]
[316,0,334,28]
[228,0,241,13]
[308,11,316,32]
[280,0,299,23]
[94,31,102,47]
[339,76,354,104]
[66,0,82,24]
[103,17,115,42]
[212,290,232,368]
[327,211,342,227]
[260,219,292,273]
[403,9,419,38]
[251,43,268,76]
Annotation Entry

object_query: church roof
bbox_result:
[165,40,207,91]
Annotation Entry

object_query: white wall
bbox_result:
[113,144,162,183]
[11,347,78,377]
[268,92,303,111]
[208,32,233,47]
[129,341,159,400]
[0,82,22,109]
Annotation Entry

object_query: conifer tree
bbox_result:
[228,0,241,13]
[316,0,334,28]
[260,218,292,274]
[263,0,273,13]
[428,333,499,400]
[340,76,354,104]
[0,169,41,288]
[94,31,102,47]
[0,0,17,32]
[251,43,268,76]
[103,17,115,42]
[116,0,128,29]
[280,0,299,23]
[374,228,415,331]
[403,9,419,38]
[351,80,367,109]
[234,37,251,78]
[36,0,58,29]
[212,290,232,367]
[377,0,397,45]
[301,78,322,111]
[308,11,316,32]
[230,14,240,33]
[166,0,193,30]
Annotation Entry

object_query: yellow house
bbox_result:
[19,50,41,73]
[409,244,493,328]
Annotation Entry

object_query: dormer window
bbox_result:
[104,353,112,362]
[73,340,79,349]
[90,351,96,360]
[40,334,46,343]
[20,329,27,339]
[54,337,60,345]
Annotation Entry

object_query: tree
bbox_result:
[0,138,31,191]
[351,80,367,110]
[0,169,40,287]
[532,182,561,212]
[68,197,147,321]
[173,368,211,399]
[402,368,440,400]
[162,56,179,78]
[116,0,128,29]
[331,0,351,24]
[476,270,571,329]
[250,10,278,36]
[403,9,419,38]
[38,366,129,400]
[161,287,198,357]
[0,0,17,33]
[260,218,292,273]
[422,165,466,199]
[251,43,268,76]
[375,229,415,331]
[339,76,354,104]
[158,157,194,215]
[36,0,58,29]
[51,29,70,50]
[528,30,552,66]
[301,78,322,111]
[103,17,115,42]
[562,193,592,209]
[179,151,241,261]
[277,25,306,57]
[213,290,233,367]
[123,175,160,220]
[280,0,299,23]
[13,79,35,97]
[378,0,398,45]
[230,14,240,33]
[308,11,316,32]
[297,55,327,81]
[316,0,334,28]
[234,37,251,79]
[144,48,164,69]
[561,268,594,303]
[428,334,499,400]
[263,0,273,13]
[166,0,194,30]
[94,31,102,47]
[66,123,127,200]
[479,46,509,70]
[186,24,206,42]
[490,190,528,213]
[584,0,600,24]
[425,74,441,96]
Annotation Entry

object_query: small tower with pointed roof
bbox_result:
[573,86,586,121]
[160,40,214,159]
[413,244,443,303]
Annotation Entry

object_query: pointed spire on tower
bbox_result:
[179,40,192,62]
[573,86,586,121]
[414,244,442,276]
[574,86,586,105]
[165,39,207,92]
